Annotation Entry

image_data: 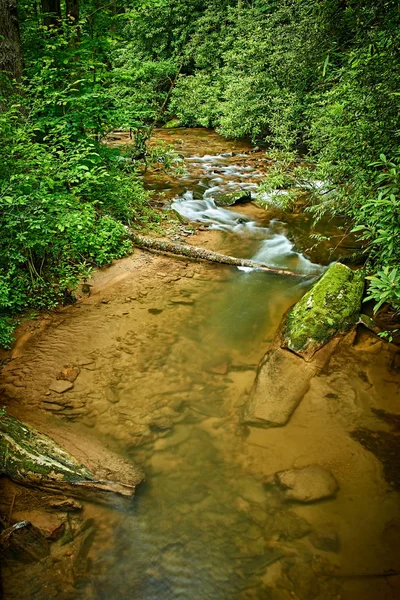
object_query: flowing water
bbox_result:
[1,129,400,600]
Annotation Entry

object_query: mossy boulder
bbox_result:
[214,191,252,207]
[0,409,143,503]
[164,118,182,129]
[284,262,364,359]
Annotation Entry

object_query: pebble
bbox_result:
[48,380,74,394]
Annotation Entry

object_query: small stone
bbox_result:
[270,465,339,503]
[170,296,194,305]
[310,525,340,552]
[105,386,119,403]
[272,510,311,540]
[148,308,163,315]
[285,560,320,600]
[12,511,66,541]
[47,497,83,512]
[40,402,64,412]
[82,416,97,428]
[77,358,95,366]
[0,521,50,563]
[48,380,74,394]
[207,361,229,375]
[56,365,80,383]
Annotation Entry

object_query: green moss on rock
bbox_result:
[284,263,364,357]
[164,118,182,129]
[214,190,252,207]
[0,409,93,484]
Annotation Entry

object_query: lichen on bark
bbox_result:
[284,262,364,358]
[0,409,92,483]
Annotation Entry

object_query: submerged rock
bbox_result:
[271,510,311,540]
[0,521,50,563]
[0,409,143,504]
[56,365,80,383]
[242,341,336,428]
[284,262,364,360]
[48,380,74,394]
[310,525,340,552]
[268,465,339,503]
[11,510,66,541]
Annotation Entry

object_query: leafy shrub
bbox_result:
[364,268,400,314]
[170,72,223,128]
[0,13,159,348]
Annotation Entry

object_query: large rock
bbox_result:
[0,409,143,504]
[243,263,363,428]
[269,465,339,503]
[214,190,252,207]
[284,262,364,360]
[242,340,337,428]
[164,118,182,129]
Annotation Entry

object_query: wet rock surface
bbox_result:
[243,347,319,427]
[284,262,364,360]
[310,525,340,553]
[0,521,50,563]
[48,380,74,393]
[269,465,339,503]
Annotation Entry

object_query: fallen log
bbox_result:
[0,410,143,505]
[129,233,319,278]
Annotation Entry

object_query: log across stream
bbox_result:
[1,128,400,600]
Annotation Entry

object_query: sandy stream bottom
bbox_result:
[0,241,399,600]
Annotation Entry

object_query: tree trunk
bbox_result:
[0,410,143,505]
[66,0,79,21]
[41,0,61,27]
[129,233,314,278]
[0,0,23,83]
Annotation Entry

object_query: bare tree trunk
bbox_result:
[41,0,61,27]
[129,233,313,278]
[0,0,23,83]
[66,0,79,21]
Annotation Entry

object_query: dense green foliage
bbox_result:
[0,2,161,347]
[1,0,400,346]
[107,0,400,315]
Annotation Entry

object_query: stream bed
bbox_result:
[1,129,400,600]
